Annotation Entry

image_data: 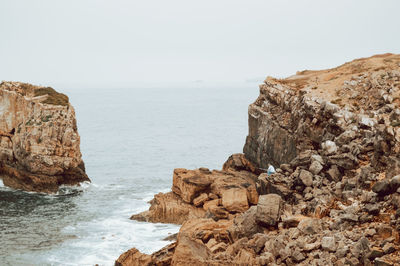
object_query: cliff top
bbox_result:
[0,81,69,106]
[267,53,400,110]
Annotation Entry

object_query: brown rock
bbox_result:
[115,248,152,266]
[130,192,205,224]
[172,168,212,204]
[221,188,249,213]
[203,199,221,211]
[0,81,89,193]
[222,153,261,174]
[193,193,209,207]
[256,194,282,227]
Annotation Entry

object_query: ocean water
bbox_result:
[0,86,258,265]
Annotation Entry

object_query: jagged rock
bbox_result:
[256,194,282,227]
[321,237,336,252]
[115,248,152,266]
[0,81,89,193]
[193,193,209,207]
[327,165,341,181]
[309,160,323,175]
[222,153,260,174]
[130,192,205,224]
[120,54,400,265]
[297,218,322,235]
[172,168,212,204]
[322,140,338,155]
[299,169,313,187]
[229,206,262,240]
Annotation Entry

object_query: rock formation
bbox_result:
[0,81,89,193]
[117,54,400,265]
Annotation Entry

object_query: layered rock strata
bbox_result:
[0,81,89,193]
[118,54,400,265]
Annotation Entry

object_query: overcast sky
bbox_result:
[1,0,399,89]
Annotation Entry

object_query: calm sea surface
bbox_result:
[0,86,258,265]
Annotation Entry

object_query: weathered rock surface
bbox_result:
[0,81,89,193]
[118,54,400,266]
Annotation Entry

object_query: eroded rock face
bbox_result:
[0,81,89,193]
[131,157,259,225]
[118,54,400,266]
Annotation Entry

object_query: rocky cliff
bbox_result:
[0,81,89,193]
[117,54,400,265]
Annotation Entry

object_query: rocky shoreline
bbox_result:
[0,81,89,193]
[116,54,400,266]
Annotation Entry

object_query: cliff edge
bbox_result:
[0,81,90,193]
[117,54,400,265]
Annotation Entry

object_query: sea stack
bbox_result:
[0,81,90,193]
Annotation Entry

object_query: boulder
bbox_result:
[115,248,152,266]
[221,188,249,213]
[256,194,282,227]
[130,192,205,224]
[193,193,209,207]
[172,168,212,204]
[299,170,313,187]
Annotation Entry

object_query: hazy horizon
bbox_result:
[1,0,400,89]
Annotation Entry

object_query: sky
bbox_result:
[0,0,399,89]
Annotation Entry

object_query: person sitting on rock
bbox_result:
[267,164,275,175]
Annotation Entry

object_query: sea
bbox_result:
[0,85,258,265]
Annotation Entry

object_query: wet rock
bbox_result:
[256,194,282,227]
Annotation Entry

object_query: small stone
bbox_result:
[372,180,392,196]
[365,204,380,215]
[327,165,341,181]
[257,252,275,265]
[256,194,282,227]
[193,193,209,207]
[299,170,313,187]
[382,243,395,254]
[209,242,227,253]
[291,248,305,262]
[367,247,384,260]
[297,218,322,235]
[322,140,338,155]
[309,160,323,175]
[321,236,336,252]
[374,258,393,266]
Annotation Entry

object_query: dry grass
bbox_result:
[34,87,69,106]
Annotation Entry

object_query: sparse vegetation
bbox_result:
[41,115,52,122]
[34,87,69,106]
